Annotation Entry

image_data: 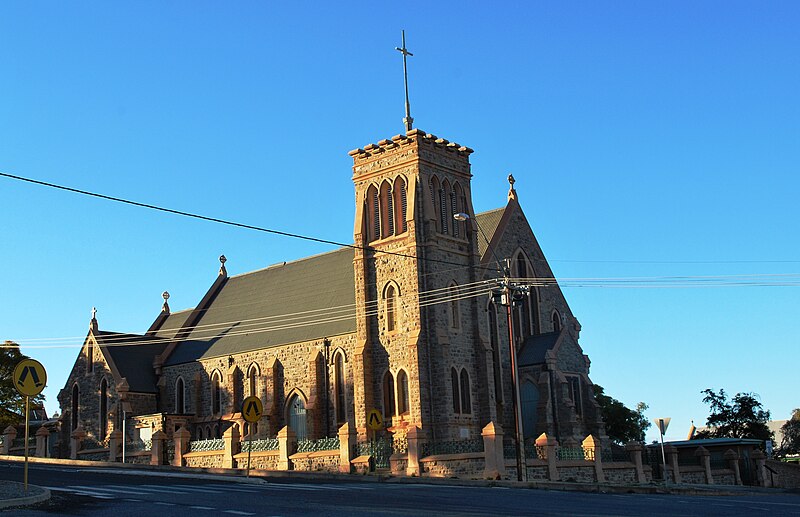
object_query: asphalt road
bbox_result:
[1,462,799,516]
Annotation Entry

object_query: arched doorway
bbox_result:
[287,394,307,441]
[521,380,540,440]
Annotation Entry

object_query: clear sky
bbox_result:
[1,2,797,443]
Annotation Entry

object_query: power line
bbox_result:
[0,171,502,274]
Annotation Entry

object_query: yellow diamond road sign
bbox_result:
[367,408,383,431]
[13,359,47,397]
[242,395,263,423]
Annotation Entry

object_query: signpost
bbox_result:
[13,358,47,492]
[654,417,671,484]
[241,395,263,477]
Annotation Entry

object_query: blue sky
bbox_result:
[1,2,797,443]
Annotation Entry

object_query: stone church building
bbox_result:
[57,128,607,456]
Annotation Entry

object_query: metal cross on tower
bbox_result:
[395,30,414,132]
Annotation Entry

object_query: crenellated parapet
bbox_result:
[349,129,473,180]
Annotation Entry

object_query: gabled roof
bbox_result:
[96,331,167,393]
[475,207,506,259]
[164,247,356,365]
[518,331,561,367]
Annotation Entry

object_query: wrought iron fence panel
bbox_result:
[164,439,175,464]
[80,438,104,450]
[357,437,393,468]
[710,458,728,470]
[556,446,585,461]
[503,441,517,459]
[601,448,630,462]
[240,438,279,453]
[188,438,225,452]
[421,438,484,457]
[524,443,539,460]
[392,435,408,454]
[297,436,340,453]
[127,439,152,452]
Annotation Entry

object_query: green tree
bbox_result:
[777,409,800,456]
[593,385,651,444]
[695,388,773,442]
[0,342,46,429]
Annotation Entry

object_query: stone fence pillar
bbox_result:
[223,424,240,469]
[582,434,605,483]
[173,426,191,467]
[70,426,86,460]
[3,426,17,455]
[625,442,647,483]
[481,422,505,480]
[107,429,122,462]
[277,426,296,471]
[338,422,356,474]
[150,430,166,465]
[406,426,426,477]
[695,446,712,484]
[752,450,768,487]
[35,426,50,458]
[665,445,681,484]
[724,449,742,485]
[536,433,559,481]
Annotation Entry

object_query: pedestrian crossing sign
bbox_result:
[242,395,263,423]
[367,408,383,430]
[13,358,47,397]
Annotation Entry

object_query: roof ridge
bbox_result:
[227,246,352,280]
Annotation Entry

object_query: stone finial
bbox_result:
[161,291,170,314]
[507,174,518,202]
[219,255,227,277]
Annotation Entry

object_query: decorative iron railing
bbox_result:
[556,446,585,461]
[392,435,408,454]
[188,438,225,453]
[357,437,393,469]
[297,436,340,453]
[126,439,152,452]
[600,448,630,462]
[503,440,517,459]
[80,438,105,450]
[164,439,175,464]
[421,438,484,457]
[12,437,36,448]
[524,443,540,460]
[240,438,279,453]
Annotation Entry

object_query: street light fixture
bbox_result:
[455,212,528,481]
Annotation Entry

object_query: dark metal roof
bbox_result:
[165,247,356,365]
[517,331,560,367]
[97,331,166,393]
[475,207,505,258]
[663,438,764,447]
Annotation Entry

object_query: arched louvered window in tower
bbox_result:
[397,370,409,415]
[460,369,471,414]
[394,177,408,234]
[450,191,459,237]
[451,367,460,413]
[439,188,449,234]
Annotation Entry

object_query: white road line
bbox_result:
[43,486,115,499]
[106,484,184,494]
[222,511,256,516]
[154,501,177,506]
[189,506,216,510]
[141,484,224,494]
[203,484,262,492]
[68,485,151,496]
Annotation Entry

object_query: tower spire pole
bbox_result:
[395,30,414,132]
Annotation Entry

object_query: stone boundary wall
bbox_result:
[234,450,279,471]
[420,452,484,478]
[184,449,225,469]
[767,460,800,488]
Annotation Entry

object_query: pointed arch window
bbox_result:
[211,371,222,416]
[334,352,346,424]
[452,183,464,238]
[247,363,259,398]
[87,340,94,373]
[382,371,395,419]
[394,177,408,234]
[513,253,535,341]
[451,367,460,413]
[367,185,380,242]
[397,369,409,415]
[71,384,80,431]
[459,369,471,414]
[380,181,394,238]
[385,283,398,332]
[175,377,185,414]
[488,299,503,404]
[99,378,108,439]
[552,311,562,332]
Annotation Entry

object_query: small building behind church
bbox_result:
[56,127,608,475]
